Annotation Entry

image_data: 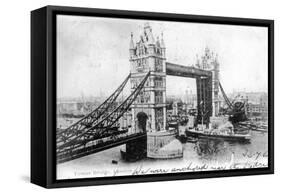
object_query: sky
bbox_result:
[57,15,268,99]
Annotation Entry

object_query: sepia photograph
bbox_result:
[55,14,269,180]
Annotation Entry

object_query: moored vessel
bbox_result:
[186,127,251,142]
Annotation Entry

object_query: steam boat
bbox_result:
[186,127,251,142]
[185,82,251,142]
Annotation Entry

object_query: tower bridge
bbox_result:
[57,23,219,163]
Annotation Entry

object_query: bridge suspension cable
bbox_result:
[57,72,151,163]
[218,81,233,109]
[56,73,131,145]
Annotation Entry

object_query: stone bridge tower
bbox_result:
[127,23,182,159]
[129,23,167,134]
[196,47,220,117]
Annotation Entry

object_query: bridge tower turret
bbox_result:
[125,23,182,160]
[129,22,167,134]
[212,54,220,117]
[197,47,220,117]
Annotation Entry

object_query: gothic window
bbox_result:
[144,92,150,103]
[155,59,163,72]
[136,45,140,56]
[155,91,163,103]
[156,47,160,54]
[137,90,150,104]
[132,78,142,89]
[135,79,139,88]
[140,92,145,103]
[155,108,163,131]
[136,60,144,72]
[131,80,135,89]
[137,90,144,103]
[138,44,147,56]
[145,77,150,87]
[155,77,163,87]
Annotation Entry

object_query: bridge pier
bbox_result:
[121,135,147,161]
[147,130,182,159]
[122,129,183,161]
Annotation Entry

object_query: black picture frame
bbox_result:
[31,5,274,188]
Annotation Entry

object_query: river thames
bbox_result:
[57,127,268,180]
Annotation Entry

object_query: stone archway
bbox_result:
[136,112,148,133]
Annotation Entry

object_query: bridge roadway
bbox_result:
[166,62,212,78]
[57,131,146,164]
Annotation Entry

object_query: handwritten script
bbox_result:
[72,151,268,178]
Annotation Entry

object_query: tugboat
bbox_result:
[186,127,251,142]
[186,81,252,143]
[186,101,251,143]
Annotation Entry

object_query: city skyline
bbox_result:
[57,15,268,99]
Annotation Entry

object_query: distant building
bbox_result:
[172,101,179,116]
[228,91,267,105]
[248,103,268,115]
[57,97,105,117]
[246,93,268,119]
[224,91,268,119]
[184,89,197,109]
[57,101,86,116]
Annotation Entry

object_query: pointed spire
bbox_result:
[143,22,155,45]
[130,32,135,50]
[160,32,165,48]
[214,54,219,65]
[146,27,155,45]
[156,36,160,47]
[195,54,200,68]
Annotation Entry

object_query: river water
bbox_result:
[57,128,268,180]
